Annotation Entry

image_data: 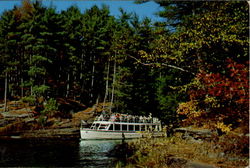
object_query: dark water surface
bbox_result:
[0,138,124,167]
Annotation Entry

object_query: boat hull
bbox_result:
[80,129,165,140]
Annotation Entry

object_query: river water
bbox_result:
[0,139,125,167]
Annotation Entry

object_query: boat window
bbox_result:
[96,124,99,128]
[129,125,134,131]
[109,124,113,130]
[141,125,145,131]
[122,125,127,131]
[152,125,155,131]
[135,125,139,131]
[114,124,120,131]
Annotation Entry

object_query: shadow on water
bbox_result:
[0,138,126,167]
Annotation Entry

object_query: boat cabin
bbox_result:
[86,113,162,132]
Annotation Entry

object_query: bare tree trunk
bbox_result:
[110,58,116,113]
[103,61,110,111]
[66,73,70,98]
[80,53,86,103]
[4,72,8,112]
[90,55,95,104]
[29,54,33,96]
[10,75,14,97]
[21,77,24,98]
[73,71,76,100]
[30,77,33,96]
[80,52,84,81]
[59,66,62,79]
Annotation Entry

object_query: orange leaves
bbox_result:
[178,59,249,129]
[196,59,249,105]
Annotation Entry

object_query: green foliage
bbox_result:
[154,71,187,125]
[134,1,249,127]
[21,95,36,106]
[36,98,58,126]
[41,98,58,117]
[28,67,46,77]
[37,115,47,127]
[20,81,33,88]
[113,67,133,114]
[0,1,248,130]
[32,85,50,97]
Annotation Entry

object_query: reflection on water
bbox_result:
[79,140,123,168]
[0,139,125,167]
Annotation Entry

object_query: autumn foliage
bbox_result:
[178,59,249,133]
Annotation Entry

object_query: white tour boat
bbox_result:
[80,113,165,140]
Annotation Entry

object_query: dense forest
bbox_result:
[0,0,249,133]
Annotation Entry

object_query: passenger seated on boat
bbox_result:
[131,116,135,123]
[122,115,127,122]
[119,115,123,122]
[145,116,153,123]
[128,115,133,122]
[110,114,116,121]
[124,116,128,122]
[115,113,120,122]
[127,115,131,122]
[139,116,143,123]
[135,116,139,123]
[134,116,137,123]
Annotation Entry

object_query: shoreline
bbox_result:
[0,101,94,140]
[0,128,80,140]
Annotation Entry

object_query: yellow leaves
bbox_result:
[204,96,220,108]
[160,55,178,61]
[177,101,201,118]
[215,122,232,133]
[138,50,147,57]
